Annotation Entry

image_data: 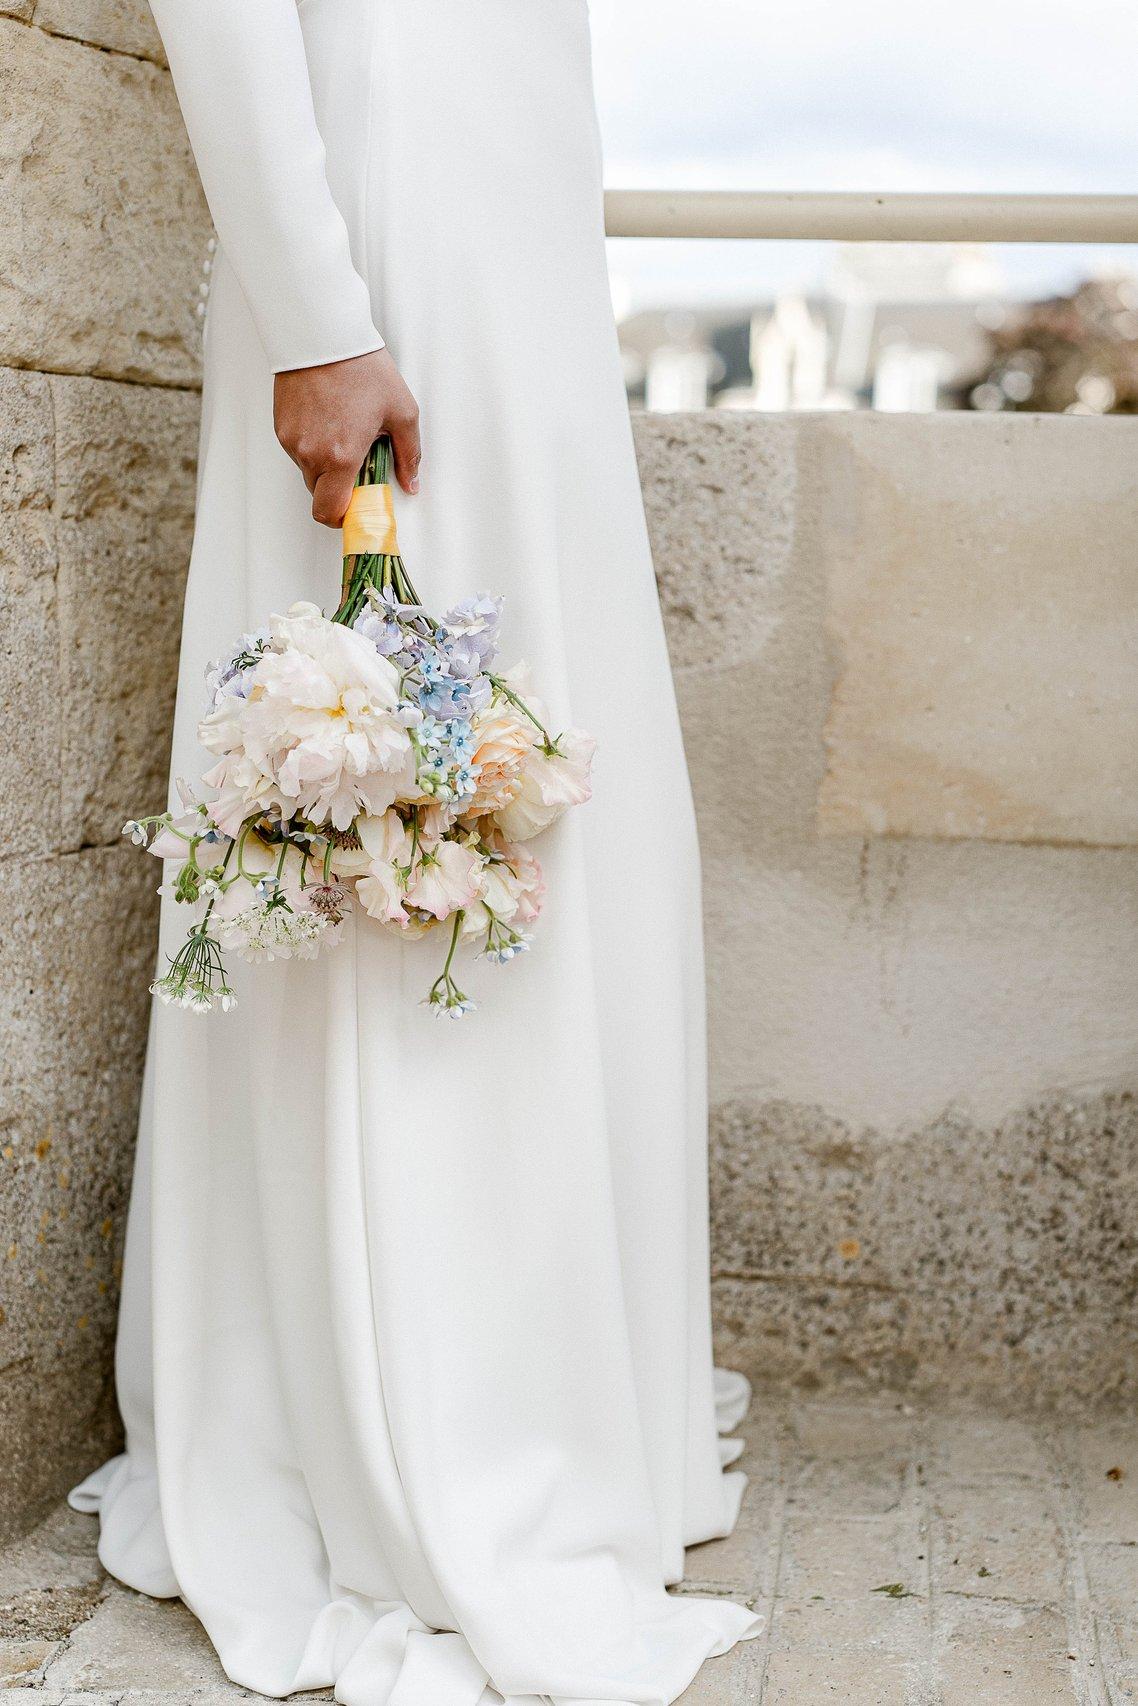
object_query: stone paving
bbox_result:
[1,1393,1135,1705]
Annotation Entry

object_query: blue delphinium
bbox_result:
[354,588,506,803]
[204,629,269,708]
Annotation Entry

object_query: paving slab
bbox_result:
[42,1589,233,1693]
[934,1598,1079,1705]
[930,1478,1068,1604]
[762,1648,917,1702]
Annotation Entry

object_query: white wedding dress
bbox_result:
[70,3,760,1702]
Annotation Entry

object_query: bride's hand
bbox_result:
[273,348,421,528]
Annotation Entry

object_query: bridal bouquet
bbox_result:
[125,437,595,1016]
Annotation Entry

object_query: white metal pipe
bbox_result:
[603,190,1138,245]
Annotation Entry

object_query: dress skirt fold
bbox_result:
[71,2,761,1700]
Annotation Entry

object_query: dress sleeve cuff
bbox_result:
[270,333,386,376]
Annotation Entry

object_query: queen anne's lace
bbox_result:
[217,901,340,962]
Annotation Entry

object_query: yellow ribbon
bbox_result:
[342,483,398,557]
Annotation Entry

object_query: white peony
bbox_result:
[198,602,415,832]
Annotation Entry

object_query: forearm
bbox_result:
[149,0,382,371]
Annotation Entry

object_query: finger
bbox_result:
[273,421,321,492]
[388,409,422,495]
[311,467,356,529]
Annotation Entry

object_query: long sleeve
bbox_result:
[150,0,383,372]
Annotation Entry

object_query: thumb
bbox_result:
[388,411,422,495]
[311,467,357,530]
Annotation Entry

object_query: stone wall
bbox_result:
[0,2,208,1543]
[636,411,1138,1409]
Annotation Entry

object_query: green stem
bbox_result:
[486,674,558,750]
[333,434,423,627]
[441,909,463,981]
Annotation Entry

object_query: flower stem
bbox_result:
[333,434,423,627]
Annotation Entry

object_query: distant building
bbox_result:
[618,243,1006,413]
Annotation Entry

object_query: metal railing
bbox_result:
[603,190,1138,244]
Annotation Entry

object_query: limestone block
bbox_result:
[935,1599,1077,1706]
[44,1588,230,1692]
[0,847,155,1541]
[789,1399,914,1464]
[0,21,209,383]
[817,414,1138,845]
[33,0,164,62]
[1086,1538,1138,1624]
[0,368,59,857]
[711,1092,1138,1319]
[51,374,198,848]
[783,1400,913,1521]
[931,1482,1066,1604]
[770,1592,926,1656]
[790,1455,908,1520]
[927,1413,1052,1485]
[0,1502,107,1639]
[779,1511,924,1604]
[0,1,35,20]
[763,1650,914,1702]
[634,411,800,673]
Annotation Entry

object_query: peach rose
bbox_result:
[465,705,535,816]
[494,728,596,843]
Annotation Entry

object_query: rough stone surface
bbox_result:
[707,1091,1138,1404]
[816,413,1138,846]
[32,0,164,62]
[634,412,1138,1407]
[636,411,799,674]
[0,367,58,859]
[6,1391,1132,1705]
[52,374,199,847]
[44,1590,233,1693]
[0,20,208,383]
[1,0,202,1546]
[0,368,194,1550]
[0,848,157,1542]
[0,1503,106,1609]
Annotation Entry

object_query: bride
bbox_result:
[71,2,760,1701]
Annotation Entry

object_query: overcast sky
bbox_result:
[588,0,1138,310]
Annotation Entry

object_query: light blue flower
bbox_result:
[354,608,403,656]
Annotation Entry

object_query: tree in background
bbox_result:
[970,277,1138,414]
